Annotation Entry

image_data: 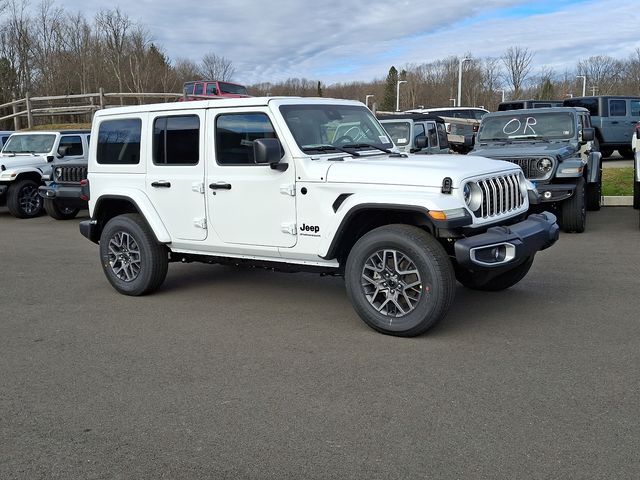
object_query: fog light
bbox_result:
[544,191,552,199]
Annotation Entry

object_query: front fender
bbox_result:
[0,166,46,182]
[586,151,602,184]
[317,191,465,258]
[93,187,171,244]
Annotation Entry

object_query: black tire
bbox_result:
[560,177,586,233]
[456,256,534,292]
[44,198,79,220]
[618,147,634,159]
[344,224,455,337]
[633,180,640,210]
[99,213,168,296]
[586,168,602,211]
[6,179,44,218]
[600,147,613,159]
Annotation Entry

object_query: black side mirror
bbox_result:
[57,145,69,158]
[253,138,287,171]
[582,127,595,142]
[415,136,427,149]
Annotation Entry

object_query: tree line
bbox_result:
[2,0,640,124]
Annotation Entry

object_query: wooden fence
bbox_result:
[0,89,203,129]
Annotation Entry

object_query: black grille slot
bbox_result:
[56,165,87,184]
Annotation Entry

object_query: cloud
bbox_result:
[32,0,640,85]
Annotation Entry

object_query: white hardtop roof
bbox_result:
[411,106,489,112]
[94,96,365,117]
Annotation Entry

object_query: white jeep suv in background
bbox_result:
[79,97,559,337]
[0,130,90,218]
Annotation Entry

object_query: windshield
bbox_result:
[219,82,248,95]
[381,121,411,146]
[280,104,393,152]
[2,134,56,154]
[478,112,575,141]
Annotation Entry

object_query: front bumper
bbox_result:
[39,183,87,208]
[532,182,576,203]
[454,211,559,270]
[79,219,99,244]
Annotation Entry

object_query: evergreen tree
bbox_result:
[380,66,398,111]
[317,81,323,97]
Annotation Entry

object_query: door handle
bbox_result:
[611,121,619,125]
[151,181,171,188]
[209,182,232,190]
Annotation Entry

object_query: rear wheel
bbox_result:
[99,213,168,296]
[7,179,43,218]
[456,256,534,291]
[44,198,79,220]
[345,225,455,337]
[560,177,586,233]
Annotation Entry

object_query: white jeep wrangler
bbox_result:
[0,130,90,218]
[79,97,559,337]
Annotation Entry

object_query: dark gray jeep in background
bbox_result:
[471,107,602,233]
[563,95,640,158]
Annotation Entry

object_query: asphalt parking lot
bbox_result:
[1,207,638,479]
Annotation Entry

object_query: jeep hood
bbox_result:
[0,154,47,170]
[472,142,575,159]
[325,154,519,188]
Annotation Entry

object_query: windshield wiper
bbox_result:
[301,145,360,157]
[341,143,392,154]
[508,135,549,142]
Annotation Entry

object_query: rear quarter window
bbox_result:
[96,118,142,165]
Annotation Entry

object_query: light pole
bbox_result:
[396,80,407,112]
[457,57,471,107]
[449,98,456,106]
[499,89,506,102]
[576,75,586,97]
[365,94,374,109]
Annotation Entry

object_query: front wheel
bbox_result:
[6,179,43,218]
[560,177,586,233]
[586,169,602,211]
[344,225,455,337]
[99,213,168,296]
[633,166,639,209]
[44,199,80,220]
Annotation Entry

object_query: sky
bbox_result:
[57,0,639,85]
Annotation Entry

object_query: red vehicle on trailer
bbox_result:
[182,80,249,99]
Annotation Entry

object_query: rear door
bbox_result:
[146,110,207,241]
[606,99,630,144]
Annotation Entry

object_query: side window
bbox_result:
[58,135,83,156]
[436,123,449,147]
[97,118,142,165]
[153,115,199,165]
[183,83,194,95]
[206,83,218,95]
[194,83,203,95]
[216,113,278,165]
[414,123,425,144]
[630,100,640,117]
[609,99,626,117]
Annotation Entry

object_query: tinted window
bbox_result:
[97,118,141,165]
[609,100,626,117]
[498,102,525,111]
[183,83,194,95]
[153,115,199,165]
[630,100,640,117]
[216,113,278,165]
[381,121,410,146]
[219,82,248,95]
[436,123,449,147]
[564,98,599,116]
[205,83,218,95]
[194,83,203,95]
[59,135,83,156]
[414,123,425,144]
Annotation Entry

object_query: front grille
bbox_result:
[502,157,549,180]
[55,165,87,184]
[473,173,525,219]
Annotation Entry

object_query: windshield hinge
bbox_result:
[193,217,207,229]
[192,182,205,194]
[281,222,297,235]
[280,184,296,196]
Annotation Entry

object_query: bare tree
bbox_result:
[95,7,132,102]
[577,55,624,95]
[501,46,534,98]
[199,52,234,81]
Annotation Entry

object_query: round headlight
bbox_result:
[464,182,483,212]
[536,158,552,173]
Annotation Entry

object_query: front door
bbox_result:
[146,110,207,241]
[206,108,297,248]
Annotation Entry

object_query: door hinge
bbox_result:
[194,217,207,229]
[192,182,205,194]
[281,222,297,235]
[280,184,296,196]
